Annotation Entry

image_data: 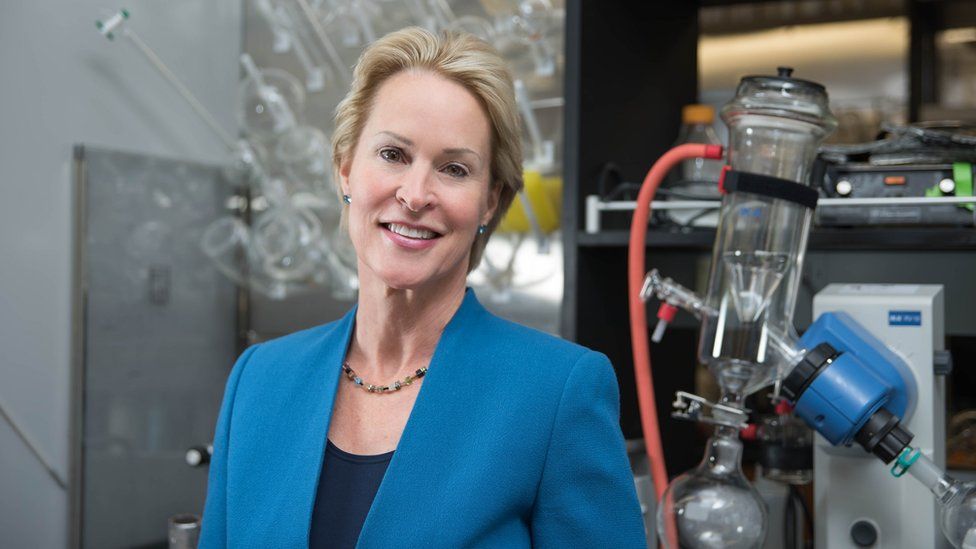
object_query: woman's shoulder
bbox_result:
[473,306,613,377]
[458,306,621,443]
[235,313,353,380]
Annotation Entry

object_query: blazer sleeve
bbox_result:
[530,351,648,548]
[199,344,260,549]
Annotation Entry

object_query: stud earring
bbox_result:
[342,194,351,205]
[477,224,487,235]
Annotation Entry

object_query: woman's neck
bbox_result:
[351,269,468,379]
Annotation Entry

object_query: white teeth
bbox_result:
[387,223,437,240]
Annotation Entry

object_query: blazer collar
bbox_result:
[301,288,488,547]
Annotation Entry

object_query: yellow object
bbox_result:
[498,170,562,234]
[682,104,715,125]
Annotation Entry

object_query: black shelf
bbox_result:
[562,0,703,469]
[577,229,712,249]
[562,0,976,482]
[577,226,976,251]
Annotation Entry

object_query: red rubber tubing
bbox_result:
[628,143,724,503]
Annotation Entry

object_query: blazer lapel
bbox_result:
[355,289,487,547]
[289,306,356,547]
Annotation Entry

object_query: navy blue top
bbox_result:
[309,440,394,549]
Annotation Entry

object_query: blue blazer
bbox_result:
[200,289,647,548]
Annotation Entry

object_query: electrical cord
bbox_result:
[785,484,814,549]
[596,162,627,200]
[785,487,796,549]
[599,162,723,203]
[0,397,67,490]
[678,209,714,228]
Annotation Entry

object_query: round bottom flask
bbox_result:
[657,425,767,548]
[901,448,976,548]
[943,484,976,549]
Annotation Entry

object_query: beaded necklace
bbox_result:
[341,362,427,394]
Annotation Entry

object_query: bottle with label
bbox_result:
[662,104,724,226]
[671,104,723,197]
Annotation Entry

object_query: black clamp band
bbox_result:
[759,444,813,472]
[719,169,820,210]
[782,342,839,402]
[854,408,915,464]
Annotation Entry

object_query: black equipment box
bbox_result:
[817,163,974,226]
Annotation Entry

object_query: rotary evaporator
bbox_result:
[626,68,976,548]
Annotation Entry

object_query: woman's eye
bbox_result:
[444,163,469,178]
[379,148,402,162]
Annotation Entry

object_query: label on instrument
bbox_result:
[835,284,921,295]
[888,310,922,326]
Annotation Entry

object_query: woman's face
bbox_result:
[340,70,499,291]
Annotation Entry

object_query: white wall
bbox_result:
[0,2,240,547]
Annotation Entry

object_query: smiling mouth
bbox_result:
[381,222,442,240]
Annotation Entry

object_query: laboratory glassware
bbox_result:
[254,0,333,90]
[631,69,836,544]
[274,125,333,196]
[447,15,497,43]
[756,404,813,485]
[664,104,724,198]
[895,446,976,548]
[698,67,837,400]
[510,0,555,76]
[200,217,252,288]
[662,104,725,227]
[657,425,767,549]
[252,205,323,281]
[239,54,304,141]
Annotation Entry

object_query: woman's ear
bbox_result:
[483,182,502,225]
[339,157,352,196]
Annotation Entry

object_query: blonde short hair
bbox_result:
[332,27,524,272]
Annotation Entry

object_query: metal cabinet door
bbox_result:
[73,145,242,549]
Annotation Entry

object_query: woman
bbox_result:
[200,27,646,548]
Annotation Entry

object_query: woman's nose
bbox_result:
[396,166,436,212]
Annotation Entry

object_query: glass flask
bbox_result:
[274,125,332,195]
[697,68,837,398]
[200,216,251,287]
[290,191,358,299]
[238,64,304,141]
[512,0,551,42]
[657,425,767,548]
[259,176,309,208]
[897,447,976,548]
[318,0,363,48]
[252,205,323,282]
[230,139,270,187]
[757,405,813,485]
[199,216,283,299]
[509,0,555,76]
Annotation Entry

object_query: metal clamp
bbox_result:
[891,446,921,477]
[671,391,749,428]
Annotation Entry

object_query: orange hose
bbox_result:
[627,143,724,504]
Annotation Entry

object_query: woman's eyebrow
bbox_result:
[443,147,482,162]
[376,131,482,163]
[375,130,414,146]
